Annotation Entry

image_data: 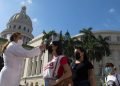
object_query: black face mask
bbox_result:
[75,52,80,60]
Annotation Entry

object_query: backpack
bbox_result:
[107,80,116,86]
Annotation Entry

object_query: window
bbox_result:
[28,29,29,32]
[24,27,26,31]
[40,60,42,73]
[35,82,38,86]
[117,36,120,41]
[30,83,33,86]
[106,36,111,41]
[13,25,16,29]
[9,25,11,29]
[18,26,21,29]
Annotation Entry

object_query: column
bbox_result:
[31,57,37,75]
[36,56,41,75]
[27,58,32,76]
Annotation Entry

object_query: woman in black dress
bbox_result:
[72,47,96,86]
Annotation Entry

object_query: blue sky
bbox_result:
[0,0,120,37]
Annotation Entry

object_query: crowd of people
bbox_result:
[0,32,120,86]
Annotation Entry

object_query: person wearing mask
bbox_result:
[0,32,45,86]
[72,46,96,86]
[104,63,120,86]
[43,41,72,86]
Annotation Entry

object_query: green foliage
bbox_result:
[0,38,8,44]
[42,28,111,62]
[42,30,75,60]
[79,28,110,61]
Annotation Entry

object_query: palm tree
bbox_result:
[42,28,110,63]
[79,28,110,62]
[42,30,74,64]
[63,31,74,59]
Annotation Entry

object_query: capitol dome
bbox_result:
[0,6,34,44]
[8,6,32,27]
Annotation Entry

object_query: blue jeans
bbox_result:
[44,78,50,86]
[44,78,56,86]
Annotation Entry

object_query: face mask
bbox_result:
[17,39,23,45]
[75,52,80,60]
[104,67,113,75]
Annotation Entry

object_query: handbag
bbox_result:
[116,74,120,86]
[43,55,62,78]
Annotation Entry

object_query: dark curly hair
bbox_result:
[48,41,63,55]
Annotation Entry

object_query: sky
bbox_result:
[0,0,120,37]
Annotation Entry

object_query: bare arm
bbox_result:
[56,63,72,84]
[88,69,96,86]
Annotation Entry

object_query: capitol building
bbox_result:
[0,6,120,86]
[0,6,34,44]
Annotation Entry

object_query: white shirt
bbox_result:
[0,42,42,86]
[106,74,120,86]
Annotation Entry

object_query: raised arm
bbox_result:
[11,44,45,58]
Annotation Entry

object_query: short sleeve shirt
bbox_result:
[72,61,94,81]
[57,57,68,78]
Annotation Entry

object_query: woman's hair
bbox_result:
[54,41,63,55]
[105,63,114,68]
[48,41,63,55]
[2,32,21,53]
[75,46,88,62]
[9,32,21,42]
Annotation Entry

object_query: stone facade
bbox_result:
[20,34,49,86]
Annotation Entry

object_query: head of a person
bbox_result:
[2,32,23,52]
[48,41,62,56]
[74,46,88,62]
[10,32,23,45]
[104,63,116,75]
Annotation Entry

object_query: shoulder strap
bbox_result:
[52,55,64,78]
[52,56,60,78]
[116,74,120,85]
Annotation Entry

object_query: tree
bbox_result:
[42,30,74,63]
[42,28,110,62]
[79,28,110,62]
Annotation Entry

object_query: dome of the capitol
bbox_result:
[8,6,32,27]
[0,6,34,44]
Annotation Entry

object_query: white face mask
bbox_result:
[17,39,23,45]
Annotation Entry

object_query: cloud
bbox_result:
[27,0,32,4]
[32,18,38,23]
[20,1,26,6]
[109,8,115,13]
[20,0,32,6]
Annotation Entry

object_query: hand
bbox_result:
[49,79,60,86]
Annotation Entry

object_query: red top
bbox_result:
[57,57,68,78]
